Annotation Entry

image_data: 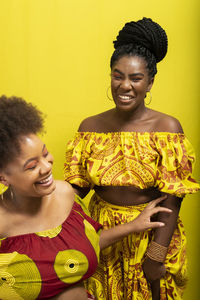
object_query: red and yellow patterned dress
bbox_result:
[64,132,199,300]
[0,198,102,299]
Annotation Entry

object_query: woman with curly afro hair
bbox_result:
[0,95,171,299]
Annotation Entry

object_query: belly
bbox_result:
[94,186,162,206]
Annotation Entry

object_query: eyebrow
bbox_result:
[23,144,46,169]
[112,68,144,77]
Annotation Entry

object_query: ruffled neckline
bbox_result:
[77,131,185,136]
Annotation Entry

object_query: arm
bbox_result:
[153,194,181,246]
[71,184,90,199]
[69,117,96,199]
[64,117,91,200]
[142,194,182,282]
[142,116,184,282]
[99,196,172,250]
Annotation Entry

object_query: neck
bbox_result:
[114,103,148,123]
[2,187,51,215]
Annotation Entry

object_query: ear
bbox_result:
[0,175,9,187]
[147,77,154,92]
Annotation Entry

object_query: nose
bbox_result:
[120,79,132,90]
[39,157,53,175]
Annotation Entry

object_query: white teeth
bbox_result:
[119,95,132,100]
[38,174,52,184]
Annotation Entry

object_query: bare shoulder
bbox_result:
[55,180,75,204]
[78,109,114,132]
[150,110,184,133]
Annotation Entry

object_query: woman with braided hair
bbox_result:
[64,18,199,299]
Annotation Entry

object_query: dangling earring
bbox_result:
[0,191,7,208]
[145,91,152,105]
[10,187,14,200]
[106,86,113,101]
[0,188,6,206]
[0,186,14,207]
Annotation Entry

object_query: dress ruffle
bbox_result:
[64,132,199,197]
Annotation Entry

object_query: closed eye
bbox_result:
[112,75,122,80]
[130,77,142,82]
[43,150,49,158]
[43,146,49,158]
[25,161,37,170]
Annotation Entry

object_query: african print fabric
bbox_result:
[0,197,102,299]
[84,193,188,300]
[64,132,199,197]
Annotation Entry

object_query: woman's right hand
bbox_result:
[130,196,172,232]
[100,196,172,250]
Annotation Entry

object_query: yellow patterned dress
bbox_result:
[64,132,200,300]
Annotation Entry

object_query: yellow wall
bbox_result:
[0,0,199,298]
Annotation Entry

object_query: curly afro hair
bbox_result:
[0,95,44,170]
[110,17,168,78]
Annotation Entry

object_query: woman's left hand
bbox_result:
[142,256,166,283]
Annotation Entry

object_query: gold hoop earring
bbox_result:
[106,86,113,101]
[145,91,152,105]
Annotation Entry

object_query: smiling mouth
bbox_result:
[118,95,135,102]
[36,174,53,186]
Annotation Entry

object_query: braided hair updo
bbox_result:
[110,17,168,78]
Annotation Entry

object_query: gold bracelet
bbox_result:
[146,241,168,263]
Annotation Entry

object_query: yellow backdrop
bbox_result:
[0,0,199,298]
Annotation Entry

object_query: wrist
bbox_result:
[121,221,137,235]
[145,256,163,265]
[146,241,168,263]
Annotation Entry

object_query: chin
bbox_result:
[34,181,56,197]
[44,182,56,195]
[116,104,136,112]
